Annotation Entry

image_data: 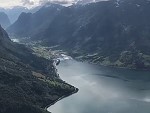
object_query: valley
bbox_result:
[7,0,150,70]
[0,0,150,113]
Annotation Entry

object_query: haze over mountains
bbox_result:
[0,0,106,25]
[0,12,10,29]
[0,0,150,113]
[7,0,150,70]
[0,6,41,24]
[7,4,64,37]
[0,6,29,24]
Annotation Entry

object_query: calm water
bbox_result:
[48,60,150,113]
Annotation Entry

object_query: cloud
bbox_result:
[76,0,108,4]
[39,0,107,5]
[0,0,22,8]
[76,0,94,4]
[0,0,107,8]
[21,0,34,5]
[50,0,72,4]
[39,0,75,5]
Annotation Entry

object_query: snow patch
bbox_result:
[11,39,19,43]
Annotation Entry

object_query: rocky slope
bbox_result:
[0,25,77,113]
[0,12,11,29]
[7,0,150,70]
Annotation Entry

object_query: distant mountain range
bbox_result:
[0,25,76,113]
[7,0,150,69]
[0,6,41,24]
[0,12,10,29]
[0,6,29,24]
[7,4,64,37]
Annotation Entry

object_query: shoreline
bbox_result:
[75,58,150,71]
[45,87,79,113]
[46,59,78,112]
[44,59,79,113]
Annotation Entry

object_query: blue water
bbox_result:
[48,60,150,113]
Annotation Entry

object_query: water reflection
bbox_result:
[48,60,150,113]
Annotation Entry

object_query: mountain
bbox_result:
[0,6,29,24]
[0,6,41,24]
[0,12,11,29]
[7,0,150,69]
[0,25,76,113]
[7,4,64,37]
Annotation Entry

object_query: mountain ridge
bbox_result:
[7,0,150,70]
[7,4,64,37]
[0,25,77,113]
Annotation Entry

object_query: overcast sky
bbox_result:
[0,0,106,8]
